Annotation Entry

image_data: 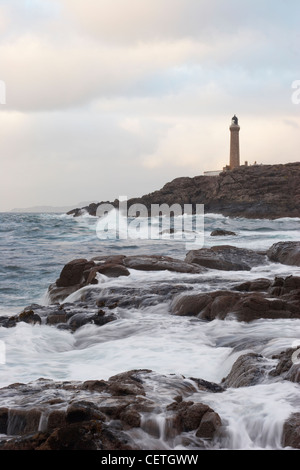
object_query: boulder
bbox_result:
[196,411,222,439]
[221,353,269,388]
[269,347,300,383]
[210,230,237,236]
[167,400,222,439]
[282,413,300,449]
[185,246,266,271]
[171,286,300,322]
[0,370,224,450]
[234,278,272,292]
[267,242,300,266]
[56,259,95,288]
[123,255,204,274]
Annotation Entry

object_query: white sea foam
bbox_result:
[1,212,300,449]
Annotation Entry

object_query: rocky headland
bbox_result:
[67,162,300,219]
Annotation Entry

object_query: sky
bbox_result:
[0,0,299,211]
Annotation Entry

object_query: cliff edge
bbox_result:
[67,162,300,219]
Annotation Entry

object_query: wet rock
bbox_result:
[6,409,42,435]
[185,246,266,271]
[0,316,17,328]
[87,264,130,282]
[269,276,300,296]
[210,230,237,236]
[0,408,8,434]
[56,259,95,288]
[0,432,50,450]
[46,311,68,326]
[282,413,300,449]
[190,378,225,393]
[123,255,204,274]
[234,278,272,292]
[108,370,147,397]
[196,411,222,439]
[39,421,104,450]
[167,400,221,440]
[171,287,300,322]
[267,242,300,267]
[67,162,300,220]
[47,283,81,303]
[221,353,269,388]
[0,370,225,450]
[269,347,300,383]
[119,408,141,429]
[18,309,41,325]
[66,401,106,424]
[47,254,204,304]
[167,400,211,433]
[47,410,66,431]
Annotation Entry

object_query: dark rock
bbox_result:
[0,408,8,434]
[190,378,225,393]
[171,286,300,322]
[267,242,300,266]
[47,253,204,304]
[18,309,41,325]
[0,316,17,328]
[67,162,300,219]
[87,264,130,282]
[168,401,211,433]
[46,311,68,325]
[269,347,300,383]
[47,283,81,303]
[108,370,146,397]
[221,353,268,388]
[282,413,300,449]
[47,410,66,431]
[234,278,272,292]
[123,255,204,274]
[0,370,224,450]
[210,230,237,236]
[66,401,106,424]
[185,246,266,271]
[119,408,141,429]
[6,409,42,435]
[269,276,300,296]
[196,411,222,439]
[39,421,103,450]
[56,259,95,288]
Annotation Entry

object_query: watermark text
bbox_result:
[291,80,300,104]
[0,80,6,105]
[95,197,204,249]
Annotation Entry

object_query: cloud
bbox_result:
[0,0,299,211]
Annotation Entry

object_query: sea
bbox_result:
[0,211,300,450]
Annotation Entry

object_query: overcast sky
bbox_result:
[0,0,299,211]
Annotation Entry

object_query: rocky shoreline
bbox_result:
[0,241,299,450]
[67,162,300,220]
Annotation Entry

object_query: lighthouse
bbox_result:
[229,115,240,169]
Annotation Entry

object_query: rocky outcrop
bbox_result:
[269,347,300,383]
[185,246,266,271]
[171,276,300,322]
[282,413,300,449]
[210,230,237,237]
[44,242,300,304]
[47,254,205,303]
[67,162,300,219]
[0,370,223,450]
[166,399,222,439]
[221,353,271,388]
[267,242,300,267]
